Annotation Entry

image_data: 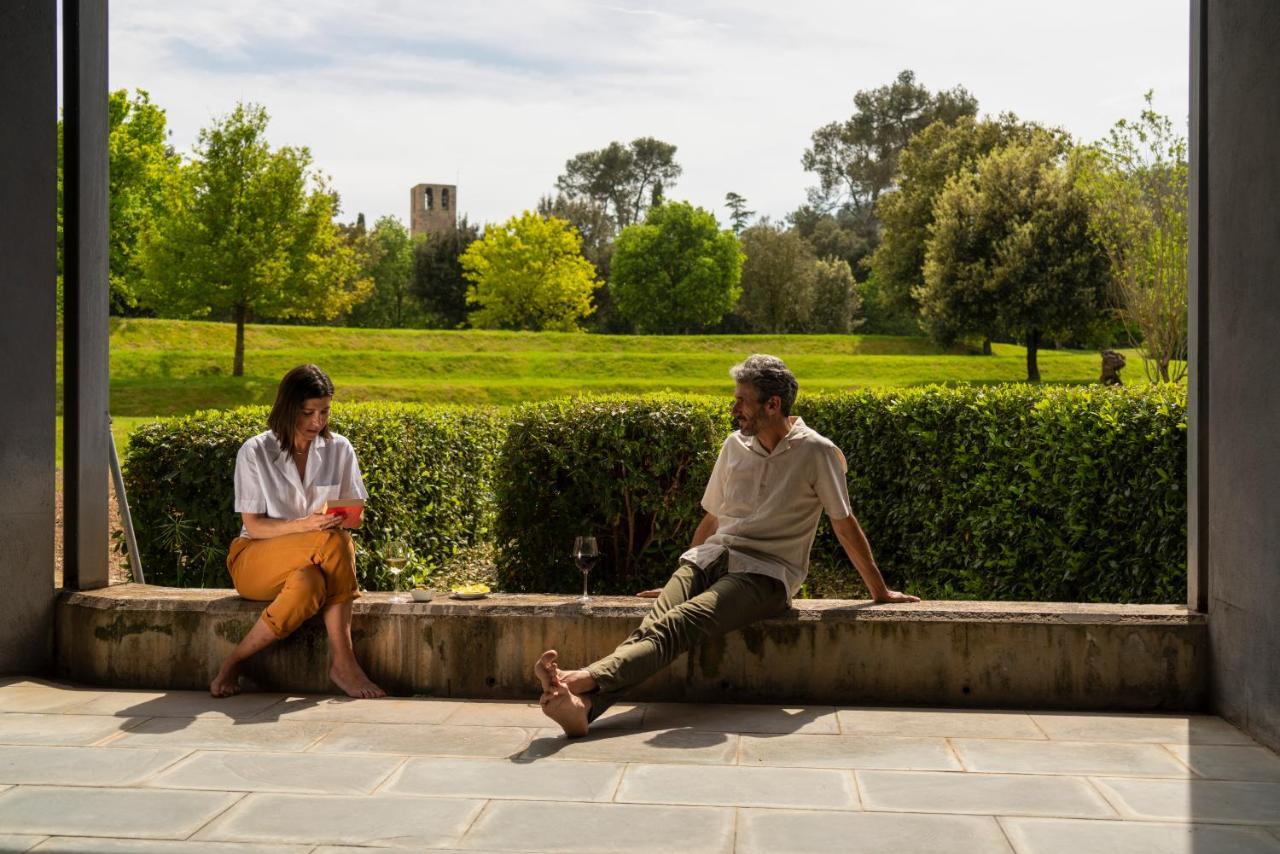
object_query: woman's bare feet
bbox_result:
[540,685,591,737]
[209,661,243,698]
[535,650,562,693]
[330,662,386,699]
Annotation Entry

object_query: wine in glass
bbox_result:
[385,538,410,604]
[573,535,599,604]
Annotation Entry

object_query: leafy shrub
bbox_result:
[124,403,502,589]
[496,385,1186,603]
[494,396,732,594]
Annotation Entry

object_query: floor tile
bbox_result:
[0,786,240,838]
[0,745,189,786]
[1030,713,1255,745]
[310,722,532,757]
[0,680,105,714]
[386,756,622,801]
[147,750,403,794]
[0,836,44,854]
[252,695,461,725]
[737,809,1012,854]
[521,727,738,765]
[857,769,1115,818]
[60,690,286,721]
[441,700,644,730]
[460,800,733,853]
[110,718,334,752]
[1164,744,1280,782]
[952,738,1190,777]
[1093,777,1280,824]
[617,763,854,809]
[837,708,1045,739]
[641,703,838,734]
[1000,816,1280,853]
[196,793,482,848]
[0,714,140,747]
[30,840,312,853]
[739,733,960,771]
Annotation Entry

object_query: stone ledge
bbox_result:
[55,584,1208,711]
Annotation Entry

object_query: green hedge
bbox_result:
[124,403,502,589]
[493,396,731,594]
[495,385,1186,602]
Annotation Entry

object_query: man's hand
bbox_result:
[636,588,662,598]
[873,588,920,604]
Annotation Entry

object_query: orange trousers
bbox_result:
[226,530,360,639]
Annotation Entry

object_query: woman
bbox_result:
[210,364,385,699]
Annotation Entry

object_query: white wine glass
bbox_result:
[573,535,599,604]
[385,538,410,604]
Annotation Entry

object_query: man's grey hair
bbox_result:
[730,354,799,415]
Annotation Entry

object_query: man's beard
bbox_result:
[737,416,756,436]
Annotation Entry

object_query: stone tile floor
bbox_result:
[0,679,1278,852]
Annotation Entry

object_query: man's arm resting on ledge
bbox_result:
[636,511,719,597]
[830,513,920,604]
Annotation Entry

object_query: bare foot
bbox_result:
[540,686,591,737]
[534,650,562,693]
[330,662,386,699]
[209,661,243,698]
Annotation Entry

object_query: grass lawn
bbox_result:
[73,318,1131,418]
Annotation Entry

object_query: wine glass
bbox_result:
[573,535,599,604]
[384,538,410,604]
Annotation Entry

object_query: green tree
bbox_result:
[1078,93,1188,382]
[460,211,598,331]
[611,202,744,334]
[556,137,681,229]
[802,70,978,216]
[138,103,369,375]
[920,138,1109,381]
[724,192,755,234]
[809,257,864,333]
[57,89,183,315]
[871,115,1062,319]
[736,222,816,332]
[347,216,421,328]
[412,216,481,328]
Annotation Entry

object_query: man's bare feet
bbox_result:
[209,661,243,698]
[534,650,562,693]
[540,685,591,737]
[330,662,386,699]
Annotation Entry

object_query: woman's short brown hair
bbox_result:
[268,364,335,454]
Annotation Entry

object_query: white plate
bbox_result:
[450,591,490,600]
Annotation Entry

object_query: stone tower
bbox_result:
[409,183,457,238]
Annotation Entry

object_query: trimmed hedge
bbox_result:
[124,403,503,589]
[493,396,731,594]
[495,385,1186,602]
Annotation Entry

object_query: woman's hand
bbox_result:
[873,588,921,604]
[298,511,343,532]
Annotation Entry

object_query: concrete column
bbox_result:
[62,0,111,591]
[1198,0,1280,751]
[0,0,57,673]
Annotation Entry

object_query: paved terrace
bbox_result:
[0,680,1278,852]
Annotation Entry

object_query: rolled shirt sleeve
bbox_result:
[700,439,730,516]
[337,438,369,500]
[233,442,269,514]
[813,443,853,521]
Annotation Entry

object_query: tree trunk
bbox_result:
[1158,356,1171,383]
[1025,328,1041,383]
[233,303,246,377]
[982,337,992,356]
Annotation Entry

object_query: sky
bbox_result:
[101,0,1190,229]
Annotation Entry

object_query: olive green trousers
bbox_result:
[584,553,788,721]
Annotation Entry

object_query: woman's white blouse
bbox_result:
[233,430,368,538]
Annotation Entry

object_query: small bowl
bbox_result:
[410,588,435,602]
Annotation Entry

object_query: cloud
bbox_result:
[106,0,1189,229]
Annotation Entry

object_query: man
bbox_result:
[535,354,920,736]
